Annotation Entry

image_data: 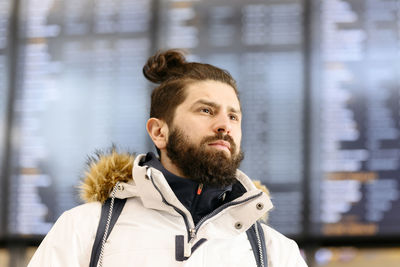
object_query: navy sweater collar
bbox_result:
[141,152,233,225]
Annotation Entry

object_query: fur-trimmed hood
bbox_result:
[80,150,271,204]
[80,149,135,203]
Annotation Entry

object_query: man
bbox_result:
[28,50,308,266]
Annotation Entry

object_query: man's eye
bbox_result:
[201,108,212,114]
[230,114,238,121]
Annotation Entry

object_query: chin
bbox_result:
[212,150,232,160]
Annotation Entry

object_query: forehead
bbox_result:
[182,80,240,109]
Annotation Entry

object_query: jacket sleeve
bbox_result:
[262,225,309,267]
[284,238,308,267]
[28,204,99,267]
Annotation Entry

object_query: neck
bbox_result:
[160,153,186,178]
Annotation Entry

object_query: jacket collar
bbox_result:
[79,150,272,223]
[141,152,236,224]
[132,153,273,224]
[132,154,273,258]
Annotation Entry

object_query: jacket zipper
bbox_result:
[191,184,204,212]
[254,223,265,267]
[189,183,204,222]
[147,167,264,249]
[189,191,263,243]
[148,170,193,239]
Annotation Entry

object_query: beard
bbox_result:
[166,127,244,188]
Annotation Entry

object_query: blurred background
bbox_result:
[0,0,400,266]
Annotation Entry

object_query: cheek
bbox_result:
[233,126,242,144]
[235,136,242,152]
[184,120,207,134]
[180,124,204,144]
[234,135,242,148]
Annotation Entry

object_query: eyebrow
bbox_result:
[193,99,242,114]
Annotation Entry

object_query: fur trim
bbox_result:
[79,149,135,203]
[252,180,270,196]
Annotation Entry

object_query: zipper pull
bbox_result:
[197,183,203,195]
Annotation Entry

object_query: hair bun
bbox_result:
[143,49,187,84]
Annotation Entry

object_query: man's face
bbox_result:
[169,80,242,157]
[165,80,243,187]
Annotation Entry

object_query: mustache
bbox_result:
[201,132,236,150]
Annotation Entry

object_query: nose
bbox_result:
[213,112,232,134]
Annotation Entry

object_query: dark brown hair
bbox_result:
[143,49,239,125]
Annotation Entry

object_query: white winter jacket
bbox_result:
[28,152,308,267]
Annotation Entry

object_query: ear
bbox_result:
[146,118,169,150]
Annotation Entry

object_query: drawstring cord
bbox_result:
[97,181,120,267]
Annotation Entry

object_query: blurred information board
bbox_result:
[8,0,153,235]
[158,0,305,236]
[6,0,400,240]
[310,0,400,237]
[313,247,400,267]
[0,0,12,237]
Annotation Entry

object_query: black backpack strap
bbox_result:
[246,221,268,267]
[89,198,127,267]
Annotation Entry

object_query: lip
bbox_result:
[208,140,231,151]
